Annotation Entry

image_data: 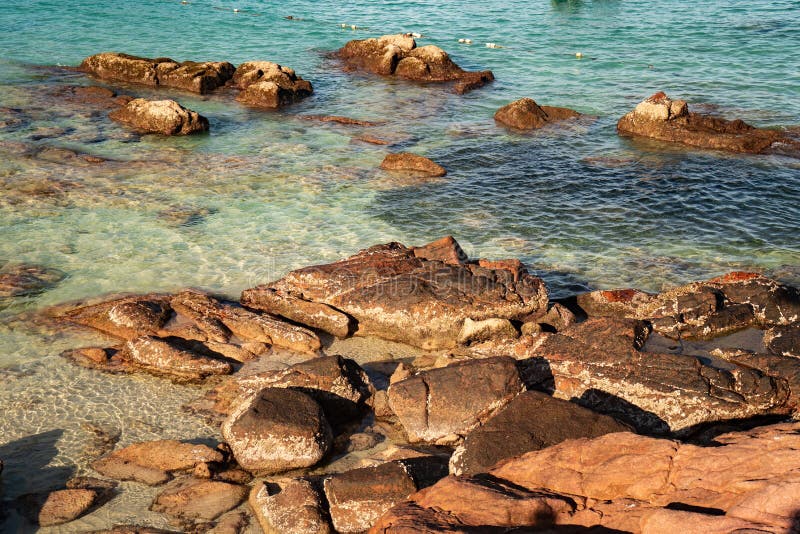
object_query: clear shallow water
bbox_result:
[0,0,799,528]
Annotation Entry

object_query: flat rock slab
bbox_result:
[122,335,233,381]
[449,390,630,475]
[109,98,209,135]
[388,357,524,444]
[494,98,580,130]
[80,53,234,94]
[221,387,332,474]
[151,477,247,521]
[617,91,798,154]
[338,34,493,94]
[260,238,548,349]
[249,479,331,534]
[240,287,352,338]
[380,153,447,177]
[61,293,172,340]
[233,61,313,108]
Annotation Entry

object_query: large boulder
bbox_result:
[256,238,548,350]
[249,479,330,534]
[80,53,235,94]
[617,92,797,154]
[109,98,209,135]
[338,34,493,94]
[233,61,313,108]
[372,421,800,533]
[379,153,447,177]
[518,318,788,435]
[387,357,524,445]
[494,98,580,130]
[221,388,332,474]
[449,390,630,475]
[92,439,224,485]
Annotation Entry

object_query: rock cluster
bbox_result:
[617,91,798,154]
[338,34,494,94]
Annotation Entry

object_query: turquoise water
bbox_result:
[0,0,799,526]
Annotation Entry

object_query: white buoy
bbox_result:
[351,24,357,30]
[233,8,239,12]
[486,42,501,49]
[458,38,465,43]
[465,39,472,44]
[575,52,583,58]
[341,23,346,28]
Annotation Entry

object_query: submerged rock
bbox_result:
[373,421,800,533]
[338,34,493,93]
[258,238,548,349]
[221,388,332,474]
[109,98,209,135]
[0,264,65,299]
[380,153,447,177]
[494,98,580,130]
[80,53,235,94]
[233,61,313,108]
[617,92,797,154]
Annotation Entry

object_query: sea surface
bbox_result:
[1,0,799,530]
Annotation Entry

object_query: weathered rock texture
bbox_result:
[233,61,313,108]
[109,99,209,135]
[372,422,800,533]
[61,293,173,340]
[617,92,798,154]
[449,390,630,475]
[19,489,100,527]
[240,287,352,338]
[221,388,332,474]
[388,357,524,444]
[338,34,494,94]
[150,477,247,521]
[256,238,548,349]
[494,98,580,130]
[249,479,331,534]
[80,53,235,94]
[380,153,447,177]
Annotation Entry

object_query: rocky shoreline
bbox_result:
[3,237,798,532]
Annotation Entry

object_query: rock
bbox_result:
[576,288,656,318]
[494,98,580,130]
[518,318,788,434]
[457,317,519,345]
[122,336,233,381]
[259,239,548,350]
[150,477,247,521]
[170,290,232,343]
[240,287,352,338]
[221,388,332,474]
[372,421,800,533]
[323,461,417,533]
[248,479,330,534]
[713,348,800,412]
[91,439,224,485]
[19,488,99,527]
[617,92,796,154]
[338,34,493,93]
[91,526,179,533]
[52,85,128,108]
[61,294,172,340]
[208,509,250,534]
[300,115,382,126]
[537,302,577,332]
[234,354,373,425]
[233,61,313,108]
[388,357,524,444]
[449,390,630,475]
[80,53,235,94]
[0,264,65,299]
[410,235,467,265]
[764,325,800,358]
[380,153,447,177]
[109,98,209,135]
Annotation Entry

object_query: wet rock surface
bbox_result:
[233,61,313,109]
[379,152,447,177]
[0,263,65,300]
[617,91,800,154]
[109,98,209,135]
[338,34,494,93]
[494,97,581,130]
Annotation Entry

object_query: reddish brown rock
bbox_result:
[121,336,232,381]
[170,290,232,343]
[617,92,796,154]
[249,479,331,534]
[91,439,224,485]
[764,325,800,358]
[150,477,247,521]
[372,422,800,533]
[17,489,99,527]
[410,235,467,264]
[449,390,630,475]
[494,98,580,130]
[380,153,447,177]
[80,53,234,94]
[259,238,548,350]
[338,34,493,93]
[61,293,172,340]
[109,98,209,135]
[0,264,64,299]
[234,61,313,108]
[388,357,524,444]
[221,388,332,474]
[240,287,352,338]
